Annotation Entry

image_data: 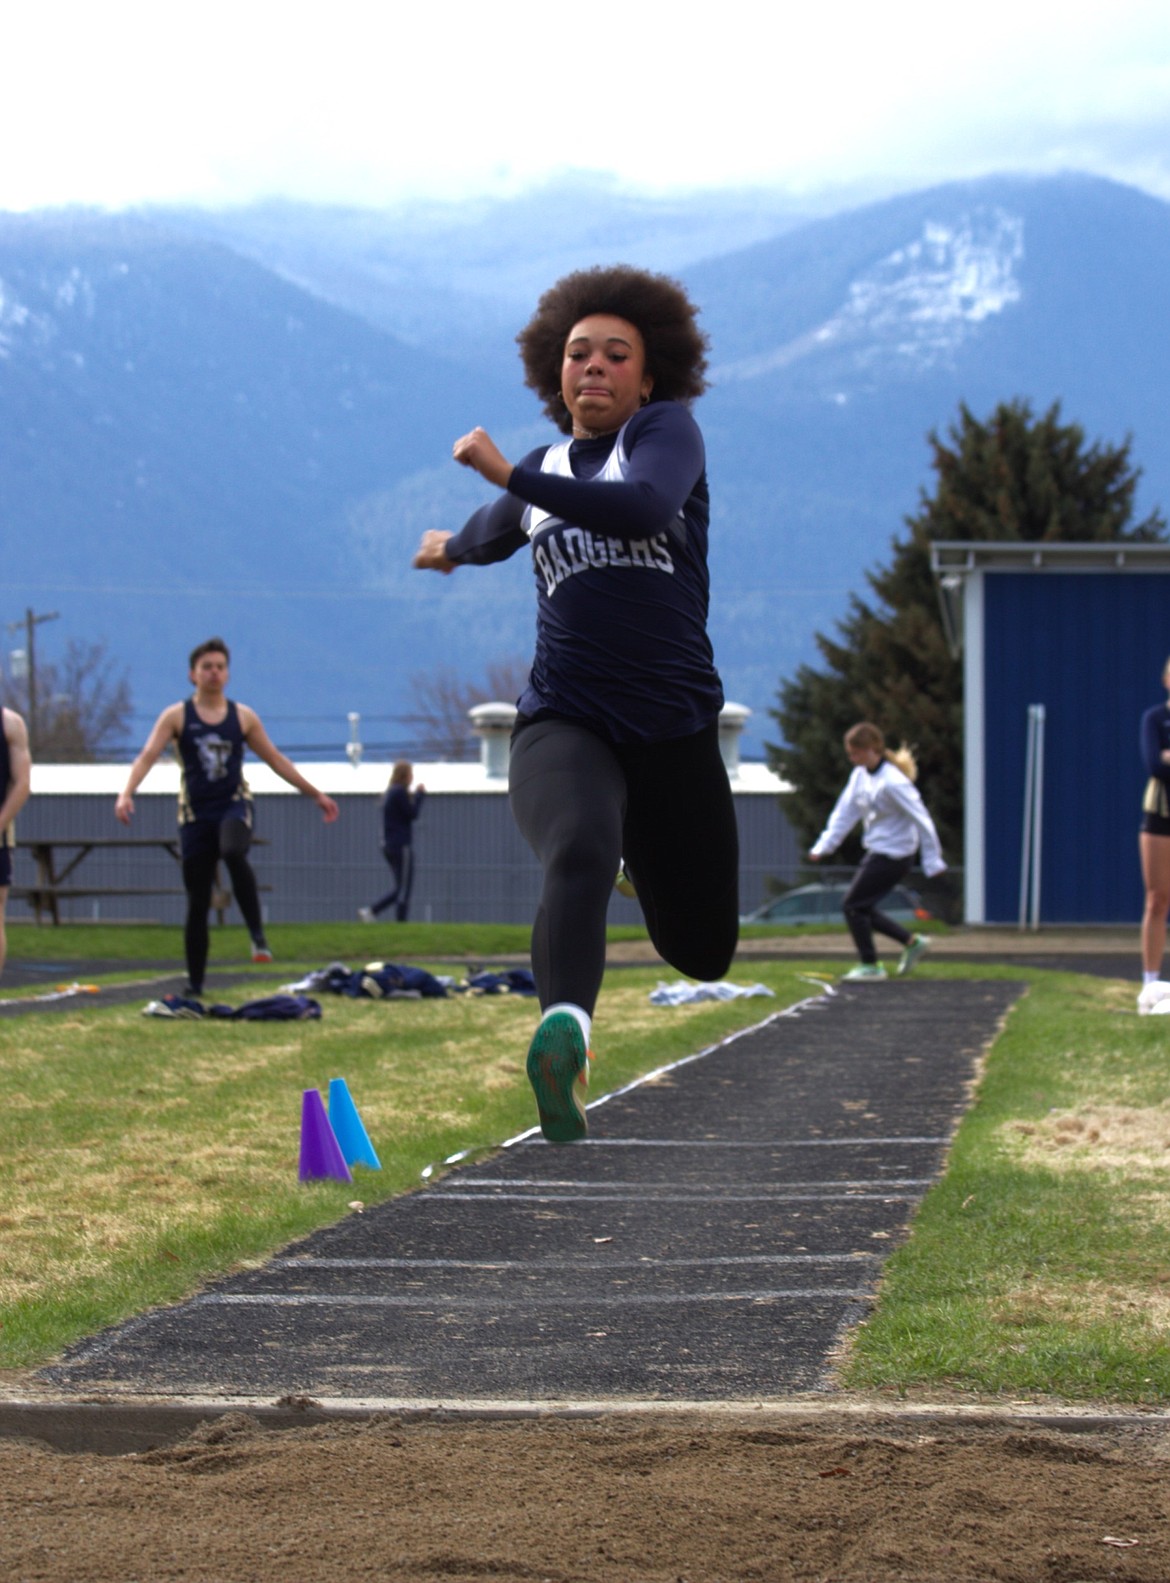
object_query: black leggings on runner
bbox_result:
[841,851,914,964]
[508,716,740,1014]
[181,819,264,992]
[371,846,415,921]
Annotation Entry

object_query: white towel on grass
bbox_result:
[649,980,775,1006]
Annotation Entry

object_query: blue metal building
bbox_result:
[934,542,1170,925]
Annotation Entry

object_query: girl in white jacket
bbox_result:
[809,722,946,981]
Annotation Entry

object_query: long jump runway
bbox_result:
[39,980,1020,1405]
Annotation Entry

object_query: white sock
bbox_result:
[542,1002,591,1047]
[1144,971,1160,985]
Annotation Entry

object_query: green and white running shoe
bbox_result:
[896,934,931,977]
[842,963,888,981]
[526,1012,590,1143]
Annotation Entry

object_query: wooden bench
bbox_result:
[13,837,268,925]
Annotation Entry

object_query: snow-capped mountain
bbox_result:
[1,173,1167,756]
[716,207,1026,386]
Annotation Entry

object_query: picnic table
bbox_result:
[14,836,266,925]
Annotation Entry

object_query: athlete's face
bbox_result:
[846,741,881,769]
[190,652,229,694]
[560,314,653,436]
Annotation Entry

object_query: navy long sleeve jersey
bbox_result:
[444,402,724,744]
[382,785,424,850]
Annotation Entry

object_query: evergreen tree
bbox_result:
[768,399,1166,872]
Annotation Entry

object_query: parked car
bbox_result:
[740,881,929,927]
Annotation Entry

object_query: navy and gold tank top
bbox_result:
[176,698,251,824]
[1140,701,1170,822]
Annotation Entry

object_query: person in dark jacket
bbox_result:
[359,761,426,923]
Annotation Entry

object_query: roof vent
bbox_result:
[468,702,518,778]
[719,702,751,777]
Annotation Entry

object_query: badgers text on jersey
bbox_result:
[531,524,674,594]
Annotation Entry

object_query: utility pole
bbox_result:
[6,607,59,754]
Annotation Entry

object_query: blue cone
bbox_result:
[299,1088,352,1183]
[328,1077,382,1170]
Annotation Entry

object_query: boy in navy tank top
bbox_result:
[0,707,32,982]
[116,638,338,996]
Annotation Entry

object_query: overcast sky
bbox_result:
[4,0,1170,213]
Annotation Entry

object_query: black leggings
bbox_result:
[181,819,263,992]
[508,717,739,1014]
[371,846,415,921]
[842,851,914,964]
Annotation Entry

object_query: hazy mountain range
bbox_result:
[2,171,1168,758]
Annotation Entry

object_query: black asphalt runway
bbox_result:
[40,979,1021,1406]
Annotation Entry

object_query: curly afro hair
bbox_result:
[516,264,709,435]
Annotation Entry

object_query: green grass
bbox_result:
[843,965,1170,1405]
[9,914,936,966]
[4,919,570,965]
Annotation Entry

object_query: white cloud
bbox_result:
[3,0,1170,210]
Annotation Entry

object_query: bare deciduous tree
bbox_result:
[408,657,529,760]
[1,639,133,762]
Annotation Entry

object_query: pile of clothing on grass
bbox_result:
[143,962,538,1020]
[287,961,538,999]
[143,994,322,1021]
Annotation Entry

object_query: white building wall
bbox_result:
[12,760,796,926]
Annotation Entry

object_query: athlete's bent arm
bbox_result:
[115,704,183,824]
[507,406,704,539]
[448,409,703,542]
[0,711,32,830]
[887,780,947,876]
[452,426,513,488]
[240,709,339,822]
